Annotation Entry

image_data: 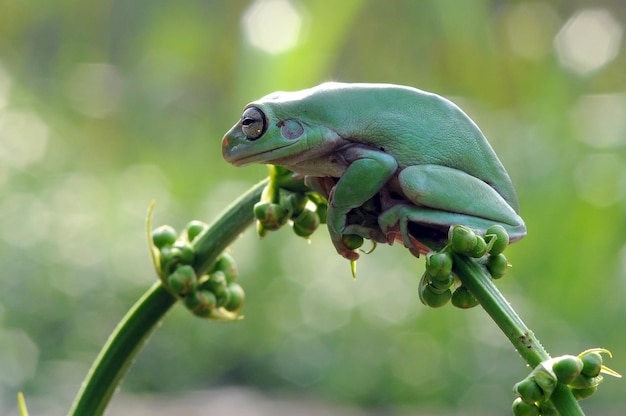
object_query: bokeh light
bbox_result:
[554,8,623,75]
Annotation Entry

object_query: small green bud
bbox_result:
[485,224,509,255]
[284,192,309,217]
[202,271,229,307]
[184,290,217,317]
[580,352,603,378]
[552,355,583,384]
[451,285,479,309]
[160,243,195,274]
[450,226,478,255]
[468,235,487,258]
[425,252,453,280]
[512,397,540,416]
[514,378,544,403]
[167,265,197,296]
[429,273,454,291]
[213,253,238,283]
[292,209,320,238]
[224,282,245,312]
[186,220,207,242]
[152,225,177,249]
[486,253,508,279]
[420,284,452,308]
[568,373,603,389]
[253,201,288,231]
[571,386,597,400]
[342,234,364,250]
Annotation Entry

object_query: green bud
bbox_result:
[292,209,320,238]
[160,243,195,274]
[342,234,364,250]
[580,352,603,378]
[202,271,229,307]
[152,225,177,249]
[425,252,453,280]
[568,373,603,389]
[552,355,583,384]
[485,224,509,255]
[450,226,478,255]
[514,378,544,403]
[486,253,508,279]
[468,235,487,258]
[451,285,479,309]
[186,220,207,243]
[429,273,454,291]
[512,397,539,416]
[419,284,452,308]
[284,192,309,218]
[184,290,217,318]
[224,282,245,312]
[167,265,197,296]
[213,253,238,284]
[571,386,597,400]
[253,201,288,231]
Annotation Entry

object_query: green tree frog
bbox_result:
[222,82,526,261]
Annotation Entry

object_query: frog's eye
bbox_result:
[241,107,266,140]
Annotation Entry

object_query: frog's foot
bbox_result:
[378,203,416,249]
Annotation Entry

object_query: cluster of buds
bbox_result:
[512,349,621,415]
[419,224,510,308]
[151,221,244,321]
[254,166,328,239]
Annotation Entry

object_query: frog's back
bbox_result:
[265,83,520,211]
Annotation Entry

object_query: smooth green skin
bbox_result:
[222,82,526,260]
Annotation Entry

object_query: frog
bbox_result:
[222,82,526,261]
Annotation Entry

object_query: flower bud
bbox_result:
[342,234,364,250]
[552,355,583,384]
[292,209,320,238]
[419,283,451,308]
[167,265,197,296]
[468,235,487,258]
[580,351,603,378]
[571,386,597,400]
[450,226,478,255]
[224,283,245,312]
[253,201,288,231]
[429,273,454,291]
[485,224,509,255]
[202,271,229,307]
[184,290,217,318]
[512,397,539,416]
[486,253,508,279]
[425,252,453,280]
[186,220,207,243]
[514,378,544,403]
[451,285,479,309]
[152,225,177,249]
[213,253,238,284]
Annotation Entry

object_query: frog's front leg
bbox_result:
[326,148,397,260]
[378,164,526,251]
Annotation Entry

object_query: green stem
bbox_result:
[451,254,584,416]
[68,179,268,416]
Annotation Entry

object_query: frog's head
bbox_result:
[222,91,343,170]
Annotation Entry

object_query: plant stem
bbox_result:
[451,253,584,416]
[68,179,268,416]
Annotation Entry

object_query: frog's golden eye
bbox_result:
[241,107,266,140]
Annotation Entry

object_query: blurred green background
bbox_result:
[1,0,625,414]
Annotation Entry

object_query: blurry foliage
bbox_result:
[0,0,625,414]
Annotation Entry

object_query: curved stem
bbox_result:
[451,254,584,416]
[68,179,268,416]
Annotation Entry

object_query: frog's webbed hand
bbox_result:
[326,148,397,260]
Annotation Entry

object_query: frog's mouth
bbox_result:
[224,142,298,167]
